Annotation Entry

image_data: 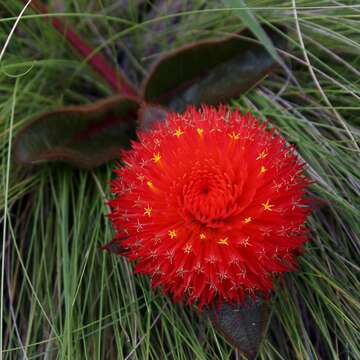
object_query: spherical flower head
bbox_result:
[106,106,311,309]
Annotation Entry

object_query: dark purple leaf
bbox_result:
[14,95,140,169]
[142,25,287,112]
[206,297,268,359]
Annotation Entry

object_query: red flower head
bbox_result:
[106,106,311,308]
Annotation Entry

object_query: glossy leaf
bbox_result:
[14,96,140,169]
[206,297,268,359]
[143,25,287,112]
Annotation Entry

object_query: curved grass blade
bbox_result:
[23,0,139,97]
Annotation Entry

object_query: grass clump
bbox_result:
[1,1,359,359]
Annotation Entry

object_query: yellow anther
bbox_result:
[146,180,158,192]
[244,217,252,224]
[199,233,206,240]
[260,166,267,174]
[218,237,229,246]
[152,152,161,163]
[168,229,177,239]
[262,200,274,211]
[197,128,204,136]
[174,128,184,138]
[146,181,155,190]
[256,151,268,160]
[144,205,152,217]
[228,131,240,140]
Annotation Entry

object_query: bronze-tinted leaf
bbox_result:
[206,297,268,359]
[143,25,287,112]
[14,96,140,169]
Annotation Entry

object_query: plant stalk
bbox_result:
[25,0,139,97]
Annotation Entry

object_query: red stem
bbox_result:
[26,0,139,98]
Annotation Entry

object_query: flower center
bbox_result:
[180,159,240,228]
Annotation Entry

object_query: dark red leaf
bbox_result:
[143,25,287,112]
[206,297,268,359]
[13,96,140,169]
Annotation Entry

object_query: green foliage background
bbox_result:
[1,1,359,359]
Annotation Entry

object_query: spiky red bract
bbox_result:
[106,106,311,309]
